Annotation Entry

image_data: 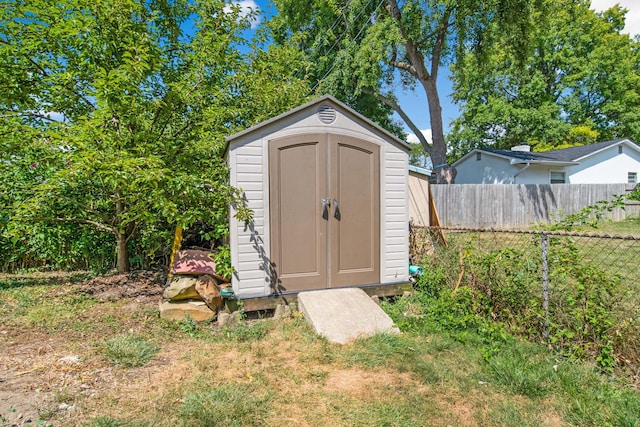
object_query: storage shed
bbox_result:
[225,95,411,299]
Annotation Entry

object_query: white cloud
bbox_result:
[225,0,261,29]
[591,0,640,36]
[406,129,432,145]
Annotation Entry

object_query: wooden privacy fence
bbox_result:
[430,184,639,228]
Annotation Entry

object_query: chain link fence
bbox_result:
[410,225,640,380]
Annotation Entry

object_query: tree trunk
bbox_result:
[389,0,453,183]
[114,196,131,273]
[116,231,130,273]
[423,77,455,183]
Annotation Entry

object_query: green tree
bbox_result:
[449,0,640,158]
[0,0,308,272]
[269,0,532,182]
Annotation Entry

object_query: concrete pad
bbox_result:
[297,288,399,344]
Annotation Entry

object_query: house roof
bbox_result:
[482,148,573,164]
[225,94,411,152]
[408,165,432,176]
[453,138,639,167]
[542,138,639,161]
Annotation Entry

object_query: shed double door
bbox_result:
[269,133,380,292]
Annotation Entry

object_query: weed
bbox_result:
[36,406,57,422]
[53,389,75,405]
[179,316,201,337]
[103,334,159,368]
[307,369,329,383]
[217,321,268,342]
[90,417,127,427]
[180,383,270,426]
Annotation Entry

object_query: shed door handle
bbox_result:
[321,198,330,219]
[333,198,340,219]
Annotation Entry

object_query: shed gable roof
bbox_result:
[225,94,411,152]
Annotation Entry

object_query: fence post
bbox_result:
[541,233,550,342]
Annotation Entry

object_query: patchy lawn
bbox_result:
[0,272,638,426]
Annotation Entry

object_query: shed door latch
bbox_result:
[321,198,331,219]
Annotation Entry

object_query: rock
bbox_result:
[231,311,243,323]
[217,311,243,327]
[159,300,215,322]
[58,355,81,365]
[370,295,380,305]
[217,312,231,327]
[273,304,291,319]
[195,275,223,312]
[163,275,200,300]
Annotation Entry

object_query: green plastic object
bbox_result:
[409,265,424,277]
[220,287,235,298]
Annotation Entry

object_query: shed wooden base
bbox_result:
[232,282,413,313]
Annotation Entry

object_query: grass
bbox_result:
[0,274,639,426]
[578,215,640,236]
[180,383,271,426]
[103,334,160,368]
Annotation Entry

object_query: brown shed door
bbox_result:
[269,134,379,292]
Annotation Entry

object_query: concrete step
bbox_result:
[297,288,399,344]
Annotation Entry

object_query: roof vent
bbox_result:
[318,105,337,124]
[511,144,531,152]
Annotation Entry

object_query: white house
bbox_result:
[452,138,640,185]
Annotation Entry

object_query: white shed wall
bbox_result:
[382,149,410,282]
[228,139,271,297]
[228,104,410,298]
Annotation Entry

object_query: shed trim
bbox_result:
[225,95,412,153]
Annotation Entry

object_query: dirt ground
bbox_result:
[0,271,167,426]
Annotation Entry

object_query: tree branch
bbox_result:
[0,111,60,122]
[387,0,430,83]
[361,88,431,153]
[34,217,115,234]
[431,8,452,79]
[0,36,96,112]
[24,56,96,112]
[390,60,417,76]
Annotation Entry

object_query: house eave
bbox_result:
[509,159,579,166]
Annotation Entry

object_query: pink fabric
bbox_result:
[170,250,218,276]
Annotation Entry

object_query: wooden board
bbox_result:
[236,282,413,312]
